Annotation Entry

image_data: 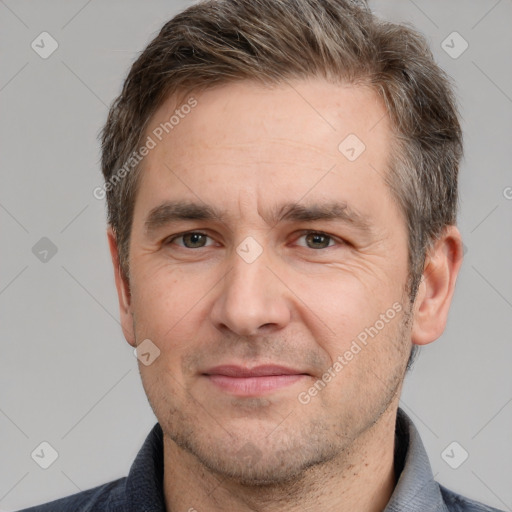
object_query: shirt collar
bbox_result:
[124,422,166,511]
[384,408,449,512]
[124,408,447,511]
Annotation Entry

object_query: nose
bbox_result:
[209,247,291,337]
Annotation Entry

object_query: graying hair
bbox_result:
[101,0,463,366]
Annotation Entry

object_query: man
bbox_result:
[20,0,503,510]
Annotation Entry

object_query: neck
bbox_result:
[163,405,399,512]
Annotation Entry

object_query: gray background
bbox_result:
[1,0,511,510]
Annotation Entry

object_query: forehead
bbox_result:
[147,79,389,159]
[135,79,394,222]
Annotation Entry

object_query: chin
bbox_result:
[172,424,339,487]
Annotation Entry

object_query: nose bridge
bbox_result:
[210,239,290,336]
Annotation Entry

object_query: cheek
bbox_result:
[130,264,228,379]
[294,276,408,394]
[130,267,199,351]
[291,268,403,346]
[317,304,410,401]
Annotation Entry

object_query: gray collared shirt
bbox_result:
[19,408,504,511]
[385,409,503,511]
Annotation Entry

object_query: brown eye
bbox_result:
[297,231,336,249]
[170,232,212,248]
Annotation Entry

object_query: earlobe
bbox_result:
[411,226,464,346]
[107,227,136,347]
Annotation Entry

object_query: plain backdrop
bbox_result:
[1,1,511,510]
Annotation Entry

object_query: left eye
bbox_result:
[295,231,336,250]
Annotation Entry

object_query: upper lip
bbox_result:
[203,365,307,377]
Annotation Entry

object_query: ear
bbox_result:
[107,226,136,347]
[411,225,464,346]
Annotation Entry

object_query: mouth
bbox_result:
[202,365,309,396]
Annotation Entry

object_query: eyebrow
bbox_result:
[144,200,373,236]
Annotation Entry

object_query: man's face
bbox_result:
[121,79,413,483]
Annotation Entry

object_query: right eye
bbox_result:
[167,231,215,249]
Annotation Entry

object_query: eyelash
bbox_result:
[166,230,343,250]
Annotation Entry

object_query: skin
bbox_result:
[108,78,463,512]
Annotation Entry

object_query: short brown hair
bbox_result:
[101,0,462,303]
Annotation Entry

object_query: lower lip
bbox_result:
[205,374,306,396]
